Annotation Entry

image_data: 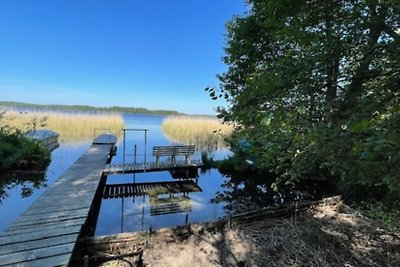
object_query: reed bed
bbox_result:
[162,116,233,152]
[0,110,124,141]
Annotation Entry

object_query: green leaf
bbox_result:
[350,120,370,133]
[260,115,272,126]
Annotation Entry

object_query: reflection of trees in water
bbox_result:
[211,172,276,215]
[212,171,337,216]
[0,172,47,203]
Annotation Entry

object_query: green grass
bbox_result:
[162,116,233,152]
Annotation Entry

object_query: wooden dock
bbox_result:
[0,134,117,267]
[102,180,202,199]
[103,160,203,175]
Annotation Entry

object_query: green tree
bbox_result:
[210,0,400,201]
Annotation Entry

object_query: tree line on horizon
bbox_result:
[0,101,183,116]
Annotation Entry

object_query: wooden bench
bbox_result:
[152,145,195,166]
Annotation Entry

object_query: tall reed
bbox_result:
[162,116,233,152]
[0,110,124,141]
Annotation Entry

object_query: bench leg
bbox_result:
[156,156,160,167]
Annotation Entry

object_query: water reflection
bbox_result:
[169,167,199,179]
[150,195,192,216]
[0,139,90,233]
[212,172,275,215]
[95,168,226,236]
[98,168,203,233]
[0,172,47,204]
[212,171,338,216]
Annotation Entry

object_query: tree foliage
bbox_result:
[210,0,400,201]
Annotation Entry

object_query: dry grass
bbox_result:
[0,110,124,141]
[80,196,400,267]
[162,116,233,152]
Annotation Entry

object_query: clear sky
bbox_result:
[0,0,246,115]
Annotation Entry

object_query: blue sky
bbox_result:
[0,0,246,115]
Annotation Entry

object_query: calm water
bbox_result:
[95,114,229,235]
[0,114,230,234]
[0,140,90,232]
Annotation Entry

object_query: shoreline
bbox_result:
[72,196,400,266]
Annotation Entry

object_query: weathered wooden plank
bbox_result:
[9,214,88,228]
[0,233,77,256]
[0,224,81,246]
[30,196,95,207]
[3,253,72,267]
[13,209,89,225]
[26,196,95,208]
[1,218,86,236]
[3,218,85,236]
[23,203,91,216]
[0,243,74,266]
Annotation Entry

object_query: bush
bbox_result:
[0,128,50,172]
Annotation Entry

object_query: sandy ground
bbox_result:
[79,196,400,267]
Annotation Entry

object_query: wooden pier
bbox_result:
[103,160,203,175]
[0,134,117,267]
[102,180,202,199]
[0,134,204,266]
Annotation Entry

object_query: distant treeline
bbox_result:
[0,101,184,116]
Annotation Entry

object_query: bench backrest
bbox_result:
[152,145,195,156]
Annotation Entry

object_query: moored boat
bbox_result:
[26,129,60,151]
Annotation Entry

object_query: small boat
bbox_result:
[26,129,60,151]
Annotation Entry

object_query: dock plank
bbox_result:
[0,224,81,246]
[13,208,88,223]
[3,219,85,237]
[0,233,77,256]
[23,203,91,216]
[1,253,72,267]
[9,214,88,228]
[0,243,74,266]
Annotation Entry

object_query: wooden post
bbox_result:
[156,155,160,167]
[122,129,126,172]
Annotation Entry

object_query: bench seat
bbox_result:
[152,145,195,166]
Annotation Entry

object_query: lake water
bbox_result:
[0,114,230,234]
[95,114,229,235]
[0,140,90,232]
